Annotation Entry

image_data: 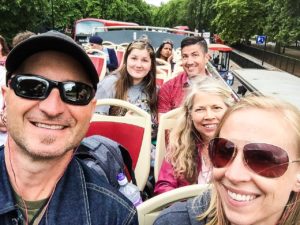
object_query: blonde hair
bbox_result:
[198,95,300,225]
[166,76,235,182]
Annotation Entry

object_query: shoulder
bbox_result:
[161,72,187,89]
[100,74,119,86]
[96,74,119,96]
[154,189,211,225]
[75,159,138,224]
[153,201,192,225]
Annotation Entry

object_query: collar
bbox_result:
[41,159,91,224]
[0,146,16,215]
[183,69,212,88]
[0,148,90,224]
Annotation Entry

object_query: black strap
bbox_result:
[119,145,137,185]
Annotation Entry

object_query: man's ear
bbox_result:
[1,86,9,110]
[204,53,210,64]
[292,174,300,192]
[90,98,97,115]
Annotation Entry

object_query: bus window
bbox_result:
[73,18,139,45]
[75,21,105,44]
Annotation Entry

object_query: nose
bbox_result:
[224,150,252,183]
[186,56,194,65]
[136,59,143,67]
[204,108,215,119]
[38,88,65,117]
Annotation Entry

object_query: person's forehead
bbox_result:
[192,92,226,107]
[220,108,297,153]
[17,51,90,82]
[129,48,150,57]
[163,43,172,48]
[181,44,203,53]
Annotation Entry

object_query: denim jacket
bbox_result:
[153,189,211,225]
[0,146,138,225]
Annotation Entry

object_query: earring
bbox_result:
[0,110,7,127]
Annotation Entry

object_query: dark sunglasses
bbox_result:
[209,137,300,178]
[9,74,95,106]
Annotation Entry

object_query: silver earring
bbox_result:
[0,110,7,127]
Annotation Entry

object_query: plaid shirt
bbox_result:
[157,72,189,113]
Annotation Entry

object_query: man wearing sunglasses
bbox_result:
[0,31,137,225]
[157,36,211,119]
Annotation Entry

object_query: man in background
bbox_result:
[158,36,210,117]
[88,35,118,72]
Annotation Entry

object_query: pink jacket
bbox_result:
[154,148,202,195]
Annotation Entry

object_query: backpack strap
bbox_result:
[119,145,137,185]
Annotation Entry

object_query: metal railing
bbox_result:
[232,44,300,77]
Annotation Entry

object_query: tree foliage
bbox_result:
[212,0,267,44]
[186,0,216,33]
[152,0,188,28]
[264,0,300,50]
[0,0,153,42]
[0,0,299,49]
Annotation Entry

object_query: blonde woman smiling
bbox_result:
[154,77,235,195]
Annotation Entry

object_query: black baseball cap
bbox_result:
[89,35,103,45]
[5,30,99,90]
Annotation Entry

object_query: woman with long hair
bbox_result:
[154,77,235,195]
[95,39,157,131]
[156,39,173,63]
[154,95,300,225]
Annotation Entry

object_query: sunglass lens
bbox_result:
[62,82,93,105]
[14,76,48,99]
[209,138,235,168]
[244,143,289,178]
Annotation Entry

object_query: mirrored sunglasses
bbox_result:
[9,74,95,106]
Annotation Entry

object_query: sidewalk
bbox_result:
[232,49,281,71]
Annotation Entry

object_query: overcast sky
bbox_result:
[144,0,169,6]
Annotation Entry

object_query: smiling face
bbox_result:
[181,44,209,78]
[126,48,152,85]
[3,51,96,160]
[214,108,300,225]
[190,92,228,143]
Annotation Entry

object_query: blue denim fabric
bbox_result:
[0,146,138,225]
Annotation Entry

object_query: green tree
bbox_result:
[0,0,52,41]
[186,0,216,32]
[264,0,300,53]
[152,0,188,28]
[213,0,267,44]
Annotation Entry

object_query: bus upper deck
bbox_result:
[73,18,211,48]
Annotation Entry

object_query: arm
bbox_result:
[94,75,117,114]
[153,201,191,225]
[154,159,178,195]
[127,210,139,225]
[157,82,173,115]
[107,48,118,71]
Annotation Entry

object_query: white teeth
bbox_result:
[204,124,217,128]
[228,190,256,202]
[35,123,64,130]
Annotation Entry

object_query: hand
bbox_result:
[167,54,173,63]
